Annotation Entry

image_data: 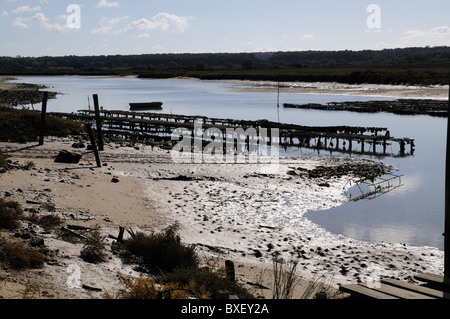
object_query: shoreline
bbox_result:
[0,136,444,299]
[224,79,449,100]
[3,75,448,101]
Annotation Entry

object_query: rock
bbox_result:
[30,238,45,247]
[54,151,82,164]
[253,249,263,258]
[71,142,85,149]
[111,177,120,183]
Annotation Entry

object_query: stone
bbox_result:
[54,151,82,164]
[30,238,45,247]
[71,142,85,149]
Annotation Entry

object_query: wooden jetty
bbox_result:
[50,109,415,158]
[339,273,450,299]
[284,99,448,117]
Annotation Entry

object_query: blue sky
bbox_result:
[1,0,450,57]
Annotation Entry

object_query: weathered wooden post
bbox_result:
[445,83,450,278]
[39,91,48,146]
[225,260,236,282]
[93,94,104,151]
[85,124,101,168]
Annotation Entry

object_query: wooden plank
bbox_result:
[381,278,448,299]
[339,284,399,299]
[414,273,450,292]
[359,282,436,299]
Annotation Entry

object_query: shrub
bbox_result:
[0,149,7,167]
[159,267,255,299]
[0,242,46,270]
[122,224,199,275]
[0,199,23,230]
[80,229,108,263]
[104,276,211,299]
[34,214,63,231]
[0,107,83,143]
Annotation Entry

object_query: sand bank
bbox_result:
[227,80,448,100]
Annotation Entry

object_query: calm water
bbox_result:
[12,76,447,250]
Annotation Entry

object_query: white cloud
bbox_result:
[12,5,40,14]
[12,18,28,28]
[301,33,315,39]
[136,33,150,39]
[96,0,119,8]
[125,13,192,33]
[403,25,450,39]
[2,11,8,17]
[91,26,113,34]
[12,12,70,33]
[91,16,129,34]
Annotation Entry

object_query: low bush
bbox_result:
[0,149,7,167]
[0,242,46,270]
[104,276,211,299]
[29,214,63,231]
[159,267,255,299]
[80,229,107,264]
[0,199,23,230]
[122,224,199,275]
[0,107,83,143]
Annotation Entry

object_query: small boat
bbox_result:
[129,102,163,111]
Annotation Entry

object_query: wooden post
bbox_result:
[225,260,236,282]
[85,124,101,168]
[445,83,450,278]
[93,94,104,151]
[118,227,125,243]
[39,91,48,146]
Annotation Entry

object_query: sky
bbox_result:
[1,0,450,57]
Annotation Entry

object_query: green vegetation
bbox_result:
[2,46,450,86]
[138,65,450,86]
[0,107,83,143]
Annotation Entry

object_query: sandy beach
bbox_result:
[0,134,444,300]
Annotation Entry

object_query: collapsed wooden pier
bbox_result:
[50,109,415,158]
[284,99,448,117]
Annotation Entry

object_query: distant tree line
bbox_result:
[1,46,449,70]
[1,46,450,85]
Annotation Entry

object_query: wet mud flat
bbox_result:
[284,99,449,117]
[0,76,58,107]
